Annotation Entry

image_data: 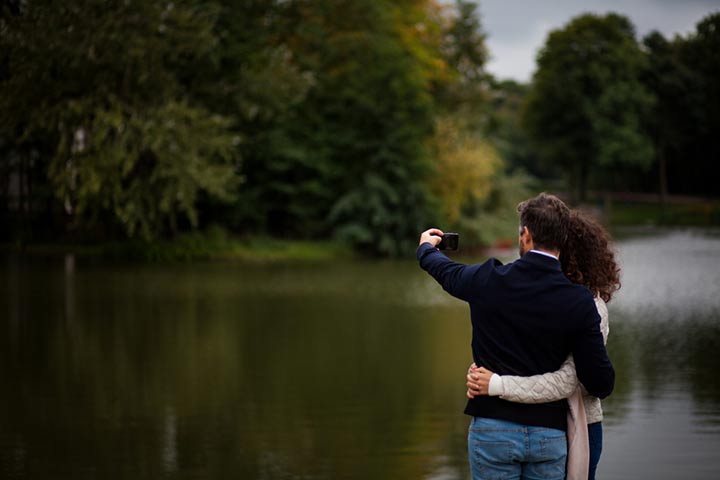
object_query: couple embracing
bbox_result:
[417,193,620,480]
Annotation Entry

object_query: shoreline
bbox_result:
[4,200,719,263]
[0,236,356,263]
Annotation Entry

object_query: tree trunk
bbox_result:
[19,154,27,245]
[658,146,668,205]
[578,158,589,203]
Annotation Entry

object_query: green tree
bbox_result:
[640,13,720,199]
[435,0,489,118]
[184,0,314,234]
[485,79,537,177]
[263,0,441,255]
[676,12,720,196]
[427,117,501,226]
[523,13,655,201]
[642,31,702,201]
[0,0,238,240]
[429,1,533,246]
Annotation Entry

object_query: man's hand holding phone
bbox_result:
[418,228,459,251]
[419,228,444,247]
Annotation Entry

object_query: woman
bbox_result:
[466,209,621,480]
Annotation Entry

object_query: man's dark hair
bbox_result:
[516,193,570,251]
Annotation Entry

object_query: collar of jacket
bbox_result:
[519,251,562,272]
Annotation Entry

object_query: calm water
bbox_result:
[1,228,720,479]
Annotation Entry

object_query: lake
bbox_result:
[1,228,719,479]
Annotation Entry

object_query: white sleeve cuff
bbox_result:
[488,374,504,396]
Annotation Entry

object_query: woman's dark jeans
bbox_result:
[588,422,603,480]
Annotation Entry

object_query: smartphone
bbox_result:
[438,232,459,251]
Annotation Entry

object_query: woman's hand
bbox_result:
[466,362,496,399]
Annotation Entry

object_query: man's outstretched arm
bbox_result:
[416,228,496,302]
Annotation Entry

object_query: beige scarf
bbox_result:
[566,388,589,480]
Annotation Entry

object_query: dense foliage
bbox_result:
[2,0,521,255]
[642,13,720,198]
[523,13,655,201]
[1,3,718,255]
[1,0,239,240]
[522,11,720,201]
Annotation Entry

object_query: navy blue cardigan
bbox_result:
[417,243,615,430]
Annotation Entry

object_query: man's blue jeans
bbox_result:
[468,417,567,480]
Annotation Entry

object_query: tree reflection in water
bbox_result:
[0,228,719,479]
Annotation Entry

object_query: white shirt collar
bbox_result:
[529,249,559,260]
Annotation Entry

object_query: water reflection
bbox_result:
[0,228,719,479]
[612,228,720,319]
[600,228,720,479]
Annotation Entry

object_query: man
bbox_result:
[417,193,614,479]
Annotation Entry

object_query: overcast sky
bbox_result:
[477,0,720,82]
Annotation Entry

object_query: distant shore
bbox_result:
[3,197,718,263]
[1,234,356,263]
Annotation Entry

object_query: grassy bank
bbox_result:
[6,196,718,262]
[112,235,354,262]
[607,199,720,226]
[3,230,355,263]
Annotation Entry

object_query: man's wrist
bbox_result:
[488,374,504,396]
[416,242,438,260]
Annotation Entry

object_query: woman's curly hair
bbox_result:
[560,210,621,303]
